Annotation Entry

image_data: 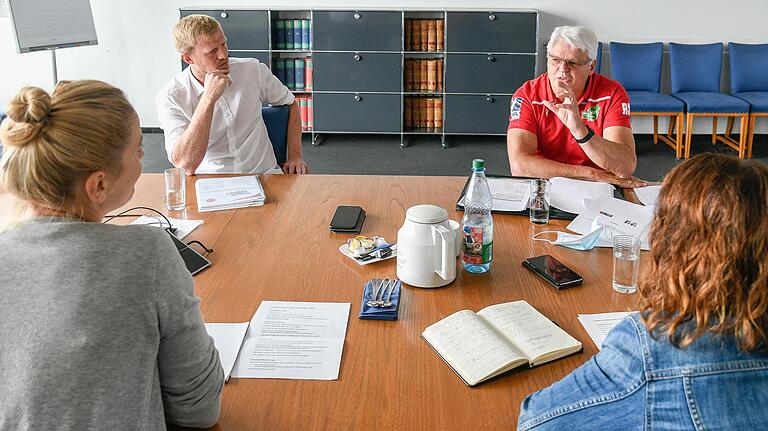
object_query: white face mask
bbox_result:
[532,225,604,251]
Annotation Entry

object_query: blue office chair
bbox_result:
[262,105,289,165]
[669,42,750,158]
[594,41,602,74]
[729,42,768,158]
[610,42,685,158]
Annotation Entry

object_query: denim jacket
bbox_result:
[518,314,768,430]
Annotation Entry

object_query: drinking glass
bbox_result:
[612,235,641,293]
[164,167,186,211]
[529,178,551,224]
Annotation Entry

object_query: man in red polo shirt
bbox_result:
[507,26,645,187]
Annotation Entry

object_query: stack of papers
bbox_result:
[195,176,266,212]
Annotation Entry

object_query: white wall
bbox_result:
[1,0,767,133]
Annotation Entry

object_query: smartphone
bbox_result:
[329,205,365,233]
[522,255,583,289]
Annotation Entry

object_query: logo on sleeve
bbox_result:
[622,103,631,116]
[581,105,600,121]
[509,97,523,120]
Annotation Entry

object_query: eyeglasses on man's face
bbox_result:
[546,54,592,69]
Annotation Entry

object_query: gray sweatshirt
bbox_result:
[0,217,224,430]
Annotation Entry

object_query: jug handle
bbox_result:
[433,225,452,280]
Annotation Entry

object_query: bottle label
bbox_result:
[461,226,493,265]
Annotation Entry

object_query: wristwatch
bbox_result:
[574,126,595,144]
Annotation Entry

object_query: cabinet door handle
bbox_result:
[354,12,361,20]
[487,55,496,62]
[220,12,228,19]
[354,54,362,61]
[488,13,496,21]
[486,96,495,103]
[354,94,362,102]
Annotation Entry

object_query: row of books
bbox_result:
[405,59,443,92]
[404,96,443,131]
[274,19,311,50]
[405,19,444,52]
[274,58,313,91]
[296,95,314,131]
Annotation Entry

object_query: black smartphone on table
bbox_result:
[523,255,583,289]
[329,205,366,233]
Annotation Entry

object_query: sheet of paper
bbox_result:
[130,215,203,240]
[486,178,530,212]
[634,185,662,208]
[196,176,266,212]
[232,301,351,380]
[205,322,249,380]
[577,312,635,350]
[566,194,654,250]
[549,177,615,214]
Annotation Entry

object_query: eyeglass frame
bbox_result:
[546,53,593,69]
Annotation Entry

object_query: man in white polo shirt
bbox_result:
[157,14,309,175]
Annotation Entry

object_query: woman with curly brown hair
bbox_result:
[517,153,768,430]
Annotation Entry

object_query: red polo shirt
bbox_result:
[508,72,632,169]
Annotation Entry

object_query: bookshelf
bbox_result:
[180,8,539,148]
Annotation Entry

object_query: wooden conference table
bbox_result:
[122,173,639,430]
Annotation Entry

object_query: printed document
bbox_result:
[634,185,662,208]
[205,322,249,380]
[577,312,635,350]
[231,301,351,380]
[486,178,530,211]
[549,177,615,215]
[566,194,654,250]
[196,175,266,212]
[130,215,203,240]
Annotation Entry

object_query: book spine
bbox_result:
[420,59,427,92]
[437,59,443,92]
[276,20,286,50]
[436,19,444,51]
[434,97,443,131]
[405,19,412,51]
[420,20,428,51]
[299,96,308,130]
[414,97,422,128]
[404,96,412,129]
[285,20,294,50]
[293,20,302,50]
[412,20,422,52]
[427,60,437,92]
[404,59,412,91]
[285,58,295,90]
[304,57,313,91]
[275,58,286,86]
[301,20,310,50]
[307,96,314,130]
[294,59,305,91]
[426,97,435,129]
[427,20,437,52]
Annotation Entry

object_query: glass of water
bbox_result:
[529,178,551,224]
[612,235,641,293]
[164,167,186,211]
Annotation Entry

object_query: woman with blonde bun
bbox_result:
[0,81,223,430]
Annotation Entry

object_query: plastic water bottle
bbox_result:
[461,159,493,273]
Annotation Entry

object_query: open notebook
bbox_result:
[422,300,582,386]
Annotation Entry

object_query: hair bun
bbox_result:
[1,87,52,148]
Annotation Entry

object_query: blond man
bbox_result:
[157,14,309,174]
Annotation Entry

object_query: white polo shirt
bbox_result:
[156,58,294,174]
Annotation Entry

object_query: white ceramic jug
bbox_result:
[396,205,460,288]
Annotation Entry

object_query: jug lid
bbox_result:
[406,205,448,224]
